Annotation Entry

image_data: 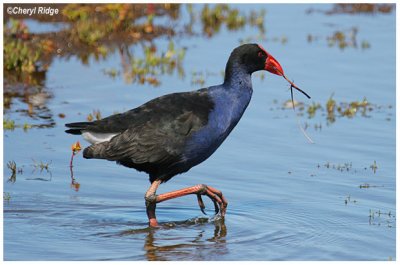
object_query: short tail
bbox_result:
[83,142,108,159]
[65,122,93,135]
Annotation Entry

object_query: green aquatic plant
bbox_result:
[4,4,181,82]
[23,123,32,131]
[32,159,52,174]
[361,40,371,49]
[3,118,16,130]
[327,3,395,15]
[4,118,36,131]
[103,68,120,79]
[370,160,378,174]
[62,4,180,46]
[338,97,370,118]
[326,95,336,123]
[307,102,321,118]
[126,41,185,86]
[3,19,48,73]
[190,70,220,87]
[282,95,385,130]
[327,27,358,50]
[191,71,206,86]
[26,159,53,181]
[359,183,383,189]
[4,37,42,73]
[201,4,265,37]
[3,192,11,202]
[7,161,17,183]
[369,208,395,228]
[306,25,370,51]
[344,195,357,205]
[87,109,102,121]
[334,162,352,172]
[319,161,353,172]
[306,3,395,15]
[249,9,266,34]
[226,8,245,30]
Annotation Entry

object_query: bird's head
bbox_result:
[228,43,284,76]
[227,43,310,99]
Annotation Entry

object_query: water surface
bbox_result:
[3,4,396,261]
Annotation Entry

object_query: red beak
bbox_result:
[265,53,284,76]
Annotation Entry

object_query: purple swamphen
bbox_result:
[66,43,304,227]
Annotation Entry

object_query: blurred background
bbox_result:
[3,3,396,261]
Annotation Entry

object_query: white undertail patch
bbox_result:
[82,131,117,144]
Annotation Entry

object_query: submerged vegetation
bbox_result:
[271,95,392,131]
[3,192,11,202]
[327,27,366,50]
[86,109,102,122]
[3,4,181,86]
[359,183,383,189]
[200,4,265,37]
[5,159,52,183]
[308,27,371,50]
[7,161,18,183]
[306,4,394,49]
[369,209,395,228]
[3,117,38,131]
[319,161,353,172]
[326,3,395,15]
[370,160,378,174]
[32,159,52,174]
[344,195,357,205]
[306,3,395,15]
[120,41,185,86]
[3,118,16,131]
[4,19,45,73]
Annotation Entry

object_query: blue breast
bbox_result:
[183,81,253,165]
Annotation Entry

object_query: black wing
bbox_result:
[68,89,214,182]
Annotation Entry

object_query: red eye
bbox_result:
[258,51,264,57]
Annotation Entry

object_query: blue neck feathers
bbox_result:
[183,64,254,164]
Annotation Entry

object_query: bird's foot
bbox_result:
[196,185,228,217]
[145,181,228,227]
[148,218,159,228]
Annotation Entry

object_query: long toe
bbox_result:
[203,185,228,217]
[197,194,207,215]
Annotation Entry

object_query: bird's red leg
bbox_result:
[156,184,228,217]
[145,181,228,227]
[144,179,162,227]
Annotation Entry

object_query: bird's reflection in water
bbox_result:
[120,217,228,260]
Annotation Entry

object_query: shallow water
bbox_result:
[3,4,396,260]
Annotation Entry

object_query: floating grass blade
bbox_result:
[288,79,314,144]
